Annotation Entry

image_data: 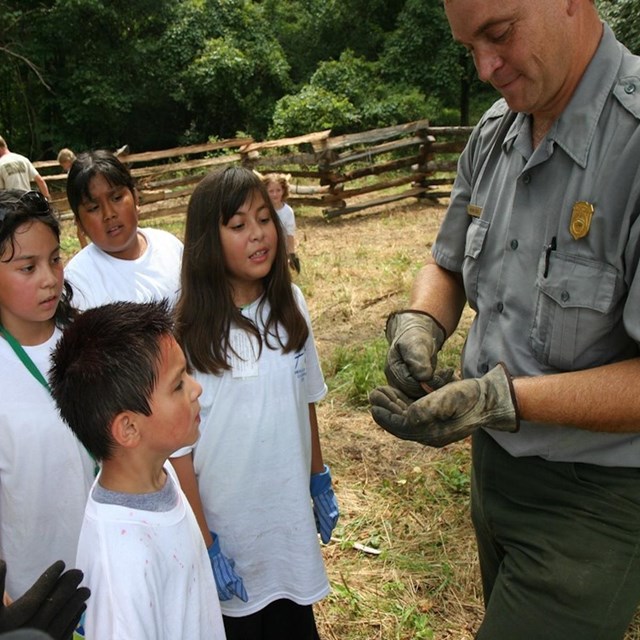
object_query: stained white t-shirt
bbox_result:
[183,286,330,617]
[65,227,183,310]
[76,465,226,639]
[0,328,95,596]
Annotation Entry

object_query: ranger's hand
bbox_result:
[0,559,90,640]
[384,311,447,398]
[370,364,519,447]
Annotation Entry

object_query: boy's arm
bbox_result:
[309,403,324,474]
[309,403,339,543]
[34,174,51,201]
[169,453,213,547]
[170,453,248,602]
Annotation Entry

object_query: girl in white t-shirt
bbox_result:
[173,166,339,640]
[262,172,300,273]
[64,150,183,310]
[0,189,94,599]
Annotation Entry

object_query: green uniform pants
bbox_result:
[472,428,640,640]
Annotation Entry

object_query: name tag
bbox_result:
[467,204,483,218]
[229,329,259,378]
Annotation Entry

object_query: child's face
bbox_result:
[266,181,285,208]
[77,174,141,260]
[220,190,278,304]
[141,335,202,454]
[0,221,63,343]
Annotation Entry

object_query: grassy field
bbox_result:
[60,198,640,640]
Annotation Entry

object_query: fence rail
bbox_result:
[36,121,473,222]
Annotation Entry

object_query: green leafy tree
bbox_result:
[598,0,640,53]
[380,0,496,125]
[174,0,291,140]
[261,0,403,84]
[269,50,430,137]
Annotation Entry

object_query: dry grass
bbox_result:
[60,197,640,640]
[292,201,483,639]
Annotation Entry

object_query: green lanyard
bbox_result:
[0,325,100,476]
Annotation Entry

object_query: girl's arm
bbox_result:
[309,403,325,474]
[170,453,213,547]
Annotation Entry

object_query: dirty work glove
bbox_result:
[207,532,248,602]
[384,310,447,399]
[369,363,519,448]
[0,559,90,640]
[288,253,301,273]
[310,465,339,544]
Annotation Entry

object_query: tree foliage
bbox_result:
[0,0,638,158]
[598,0,640,53]
[269,50,431,137]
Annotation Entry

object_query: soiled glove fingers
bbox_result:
[207,533,248,603]
[310,465,339,544]
[30,569,90,640]
[0,560,90,640]
[371,364,519,448]
[384,311,446,399]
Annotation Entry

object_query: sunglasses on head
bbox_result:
[0,191,51,225]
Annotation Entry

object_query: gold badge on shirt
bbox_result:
[569,201,594,240]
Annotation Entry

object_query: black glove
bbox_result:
[0,560,90,640]
[370,363,519,448]
[384,310,449,398]
[288,253,301,273]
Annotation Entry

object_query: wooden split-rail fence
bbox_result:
[35,120,473,223]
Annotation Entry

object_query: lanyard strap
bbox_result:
[0,325,99,476]
[0,326,51,391]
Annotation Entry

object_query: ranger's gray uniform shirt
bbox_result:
[432,23,640,466]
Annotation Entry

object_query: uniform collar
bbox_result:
[503,23,622,168]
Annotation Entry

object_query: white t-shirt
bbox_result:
[184,286,329,616]
[275,203,296,238]
[76,465,225,640]
[64,228,183,310]
[0,328,95,596]
[0,152,38,191]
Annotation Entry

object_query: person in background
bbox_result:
[64,150,182,310]
[0,138,50,201]
[49,300,226,640]
[370,1,640,638]
[55,149,76,174]
[55,149,87,249]
[0,190,94,601]
[173,166,338,639]
[262,172,300,273]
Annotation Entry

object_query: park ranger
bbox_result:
[370,0,640,638]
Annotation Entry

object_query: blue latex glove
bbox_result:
[310,464,340,544]
[207,531,248,602]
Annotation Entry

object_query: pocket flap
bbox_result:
[537,252,619,313]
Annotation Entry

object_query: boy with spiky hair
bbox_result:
[49,300,226,640]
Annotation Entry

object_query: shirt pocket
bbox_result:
[529,251,622,370]
[461,217,490,311]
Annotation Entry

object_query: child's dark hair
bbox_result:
[176,166,309,374]
[66,150,136,217]
[0,189,75,328]
[49,299,173,461]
